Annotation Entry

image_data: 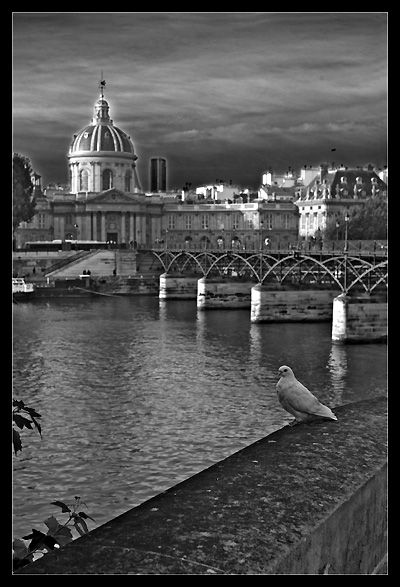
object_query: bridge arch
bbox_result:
[136,249,387,294]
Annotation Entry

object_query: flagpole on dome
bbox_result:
[99,70,106,98]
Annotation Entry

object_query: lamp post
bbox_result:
[344,212,350,252]
[344,212,350,293]
[165,229,168,250]
[336,220,340,243]
[74,223,79,251]
[260,220,264,251]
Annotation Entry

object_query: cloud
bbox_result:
[12,13,387,188]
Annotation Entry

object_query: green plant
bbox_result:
[13,401,96,570]
[13,399,42,455]
[13,496,95,570]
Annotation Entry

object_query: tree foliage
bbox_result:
[324,196,388,241]
[13,153,36,233]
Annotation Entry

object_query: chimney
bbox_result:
[320,162,329,181]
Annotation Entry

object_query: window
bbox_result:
[245,216,254,229]
[167,215,175,230]
[265,214,273,229]
[201,214,209,230]
[80,169,89,191]
[282,214,290,229]
[38,214,46,229]
[301,214,306,229]
[125,170,132,192]
[102,169,113,190]
[185,215,193,230]
[232,214,240,230]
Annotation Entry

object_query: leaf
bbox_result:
[53,526,73,547]
[29,414,42,437]
[13,414,33,430]
[22,528,47,552]
[13,428,22,454]
[78,511,96,523]
[13,399,25,410]
[74,515,89,535]
[44,515,73,547]
[73,521,86,537]
[13,538,31,560]
[51,501,71,513]
[44,515,62,535]
[42,535,57,550]
[24,406,42,419]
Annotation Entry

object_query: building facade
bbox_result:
[294,163,388,239]
[15,86,301,251]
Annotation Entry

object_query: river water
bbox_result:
[12,296,387,541]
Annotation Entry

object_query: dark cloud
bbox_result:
[13,12,387,189]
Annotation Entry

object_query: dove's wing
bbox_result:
[280,378,333,418]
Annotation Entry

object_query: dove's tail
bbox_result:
[312,404,337,421]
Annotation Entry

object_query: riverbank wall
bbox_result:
[15,396,387,575]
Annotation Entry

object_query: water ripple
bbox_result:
[13,298,387,539]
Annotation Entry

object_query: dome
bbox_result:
[69,95,136,155]
[69,123,135,154]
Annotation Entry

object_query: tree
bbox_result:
[13,153,36,234]
[324,196,388,241]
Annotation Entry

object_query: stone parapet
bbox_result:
[15,397,387,575]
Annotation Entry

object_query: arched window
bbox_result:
[80,169,89,191]
[125,169,132,192]
[102,169,113,190]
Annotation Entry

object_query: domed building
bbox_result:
[68,92,142,194]
[43,85,164,248]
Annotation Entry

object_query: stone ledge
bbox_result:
[15,397,387,575]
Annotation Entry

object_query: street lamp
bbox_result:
[74,223,79,251]
[336,220,340,242]
[344,212,350,293]
[344,212,350,252]
[260,220,264,251]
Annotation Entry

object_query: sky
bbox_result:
[12,12,387,191]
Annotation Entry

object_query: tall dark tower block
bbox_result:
[150,158,167,192]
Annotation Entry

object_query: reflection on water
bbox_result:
[13,297,387,540]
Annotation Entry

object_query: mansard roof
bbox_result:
[297,168,387,202]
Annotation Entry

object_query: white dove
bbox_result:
[276,365,337,425]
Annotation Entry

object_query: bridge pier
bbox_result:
[197,277,254,309]
[251,285,338,323]
[159,273,199,300]
[332,293,388,343]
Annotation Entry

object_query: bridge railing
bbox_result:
[149,240,387,256]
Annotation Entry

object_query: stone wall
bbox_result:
[16,397,387,575]
[197,277,254,309]
[332,294,388,343]
[251,286,338,323]
[159,273,199,300]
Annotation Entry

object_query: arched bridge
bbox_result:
[137,248,387,294]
